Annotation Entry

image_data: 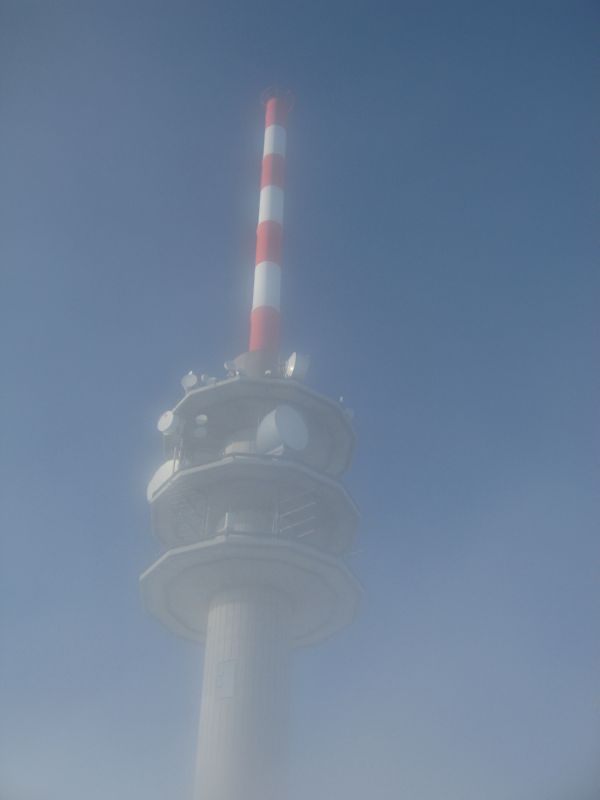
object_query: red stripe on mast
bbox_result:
[265,94,292,126]
[249,306,281,352]
[255,221,283,265]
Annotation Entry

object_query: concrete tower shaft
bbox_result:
[195,587,291,800]
[140,91,361,800]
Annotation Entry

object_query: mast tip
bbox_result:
[260,87,295,112]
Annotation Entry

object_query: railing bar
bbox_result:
[279,503,318,517]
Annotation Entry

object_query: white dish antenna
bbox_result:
[284,352,310,381]
[181,371,199,391]
[157,410,179,435]
[256,405,309,454]
[147,459,178,502]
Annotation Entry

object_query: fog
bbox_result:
[1,2,598,799]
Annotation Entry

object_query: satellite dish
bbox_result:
[157,410,179,435]
[146,459,178,501]
[181,371,199,392]
[285,352,310,381]
[256,405,309,454]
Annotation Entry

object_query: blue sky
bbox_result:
[1,2,598,798]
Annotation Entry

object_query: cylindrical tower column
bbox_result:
[194,586,292,800]
[249,89,293,355]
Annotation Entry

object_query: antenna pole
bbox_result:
[249,89,293,354]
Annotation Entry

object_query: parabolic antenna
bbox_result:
[256,405,308,453]
[157,410,178,435]
[147,459,178,502]
[285,352,310,381]
[181,371,199,392]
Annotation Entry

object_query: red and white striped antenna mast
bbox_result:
[249,88,294,355]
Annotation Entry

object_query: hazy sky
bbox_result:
[1,2,598,799]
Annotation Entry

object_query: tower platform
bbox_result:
[141,533,361,647]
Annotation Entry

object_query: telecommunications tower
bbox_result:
[140,90,361,800]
